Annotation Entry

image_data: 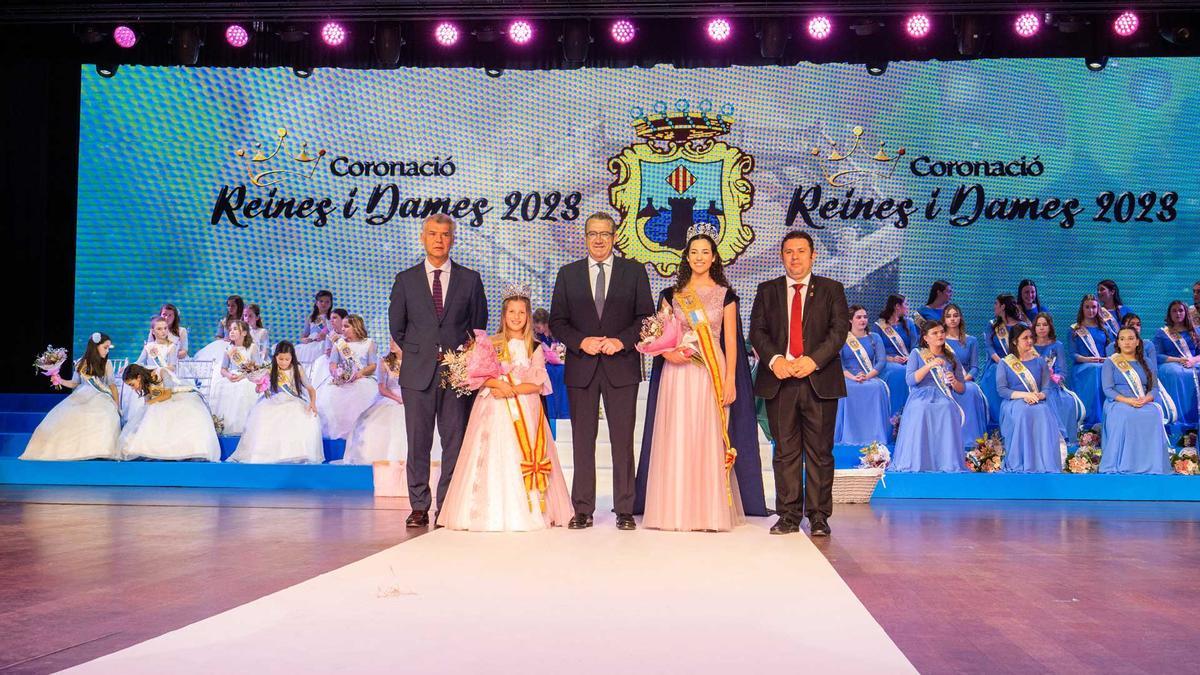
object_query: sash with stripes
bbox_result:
[992,323,1011,357]
[920,348,966,425]
[678,289,737,505]
[1110,355,1170,430]
[875,319,910,357]
[1098,306,1121,339]
[1071,324,1102,358]
[1158,327,1196,424]
[1003,354,1040,394]
[845,333,874,374]
[501,372,551,513]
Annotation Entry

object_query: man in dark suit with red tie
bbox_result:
[750,231,849,536]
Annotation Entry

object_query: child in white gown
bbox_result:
[21,332,122,461]
[119,363,221,461]
[343,338,409,464]
[230,341,325,464]
[211,319,263,435]
[296,290,334,364]
[315,314,378,439]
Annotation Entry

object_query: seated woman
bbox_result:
[1106,313,1176,430]
[243,303,271,362]
[151,303,190,359]
[211,319,263,435]
[871,294,919,416]
[1070,294,1110,428]
[119,364,221,462]
[192,295,245,364]
[296,290,334,364]
[943,303,988,445]
[307,308,347,391]
[21,332,122,461]
[980,294,1026,425]
[343,338,410,465]
[834,305,891,446]
[1100,328,1169,474]
[230,341,324,464]
[996,325,1064,473]
[1016,279,1045,324]
[315,314,378,439]
[1096,280,1133,340]
[1153,301,1200,431]
[916,280,952,326]
[891,321,966,473]
[1032,313,1085,439]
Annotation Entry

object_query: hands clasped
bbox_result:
[581,336,624,356]
[770,355,817,380]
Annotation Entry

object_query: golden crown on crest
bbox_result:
[631,99,734,143]
[235,127,327,187]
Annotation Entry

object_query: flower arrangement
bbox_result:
[543,340,566,366]
[1170,447,1200,475]
[1180,430,1197,449]
[858,441,890,470]
[441,329,502,397]
[212,414,226,435]
[33,345,69,388]
[1064,429,1102,474]
[635,307,703,366]
[965,432,1005,473]
[889,413,902,439]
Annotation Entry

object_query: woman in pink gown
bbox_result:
[641,233,746,532]
[437,286,573,532]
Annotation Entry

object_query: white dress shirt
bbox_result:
[587,253,615,302]
[770,272,812,366]
[424,258,452,296]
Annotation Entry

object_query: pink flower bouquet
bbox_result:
[635,308,702,365]
[442,330,503,397]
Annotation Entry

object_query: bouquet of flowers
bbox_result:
[441,329,502,397]
[1170,447,1200,475]
[33,345,69,388]
[333,358,356,385]
[1064,429,1102,473]
[212,414,226,435]
[1179,430,1197,449]
[634,307,703,365]
[965,432,1005,472]
[543,340,566,366]
[858,441,891,470]
[889,413,902,438]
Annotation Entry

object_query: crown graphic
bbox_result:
[235,127,327,187]
[631,99,734,143]
[809,126,905,187]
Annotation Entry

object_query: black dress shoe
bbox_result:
[568,514,594,529]
[615,514,636,530]
[769,517,800,535]
[809,518,831,537]
[405,510,429,528]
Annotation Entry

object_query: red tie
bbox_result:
[789,283,805,358]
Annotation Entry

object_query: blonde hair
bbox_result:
[344,314,368,340]
[492,296,535,362]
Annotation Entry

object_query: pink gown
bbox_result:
[437,338,573,531]
[643,285,746,532]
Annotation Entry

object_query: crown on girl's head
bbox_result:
[686,222,718,240]
[501,282,533,301]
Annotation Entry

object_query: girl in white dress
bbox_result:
[211,320,262,435]
[296,290,334,364]
[119,364,221,461]
[343,338,409,464]
[307,308,347,390]
[192,295,245,364]
[437,287,573,531]
[230,341,324,464]
[126,316,185,422]
[155,303,189,359]
[21,332,122,461]
[315,314,378,439]
[243,303,271,362]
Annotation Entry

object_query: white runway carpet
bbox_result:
[66,514,914,674]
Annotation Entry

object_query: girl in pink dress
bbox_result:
[641,233,746,532]
[437,285,573,532]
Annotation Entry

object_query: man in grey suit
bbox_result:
[389,214,488,528]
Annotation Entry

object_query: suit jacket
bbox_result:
[749,273,849,400]
[388,260,488,390]
[549,256,653,389]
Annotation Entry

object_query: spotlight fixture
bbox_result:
[1158,14,1194,45]
[78,26,106,45]
[561,19,592,64]
[434,22,460,46]
[706,18,732,43]
[866,61,888,76]
[849,19,883,37]
[485,67,504,78]
[1014,12,1041,38]
[757,18,789,59]
[1113,11,1139,37]
[807,16,833,41]
[955,15,989,56]
[1085,56,1108,71]
[321,21,348,47]
[508,20,534,45]
[611,19,636,44]
[293,65,313,78]
[96,63,119,78]
[373,22,403,66]
[171,25,202,65]
[905,14,932,39]
[225,24,250,48]
[113,25,138,48]
[277,24,309,43]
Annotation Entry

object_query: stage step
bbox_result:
[0,411,48,433]
[0,393,66,412]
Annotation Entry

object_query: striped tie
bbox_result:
[432,269,445,320]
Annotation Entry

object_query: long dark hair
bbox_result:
[225,295,245,321]
[925,280,950,306]
[1017,279,1044,315]
[674,234,730,292]
[309,290,333,323]
[1115,327,1155,390]
[1007,323,1034,356]
[992,294,1021,331]
[1033,312,1058,341]
[942,303,968,337]
[879,294,906,321]
[1076,294,1100,327]
[269,341,307,394]
[76,332,111,377]
[1098,279,1124,309]
[917,320,959,374]
[160,303,182,337]
[121,363,159,397]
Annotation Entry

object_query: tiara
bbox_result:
[686,222,718,240]
[501,282,532,301]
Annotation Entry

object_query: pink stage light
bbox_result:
[905,13,932,39]
[113,25,137,48]
[434,22,460,46]
[706,18,732,42]
[807,16,833,40]
[611,19,636,44]
[1014,13,1041,38]
[508,20,534,45]
[1113,11,1139,37]
[225,24,250,48]
[321,22,347,47]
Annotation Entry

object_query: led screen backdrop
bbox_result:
[76,59,1199,356]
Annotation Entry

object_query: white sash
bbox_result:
[1160,326,1195,359]
[1003,354,1040,394]
[1071,324,1102,358]
[1158,327,1196,424]
[1039,344,1088,426]
[845,333,874,373]
[276,369,303,399]
[920,348,965,425]
[1110,355,1171,430]
[875,319,909,357]
[147,342,172,370]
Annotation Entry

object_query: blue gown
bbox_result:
[916,306,944,324]
[834,334,892,446]
[946,335,989,446]
[1152,329,1199,431]
[1033,341,1085,440]
[536,334,570,420]
[979,322,1025,426]
[1099,358,1169,474]
[996,356,1064,473]
[871,317,919,416]
[1069,325,1110,428]
[891,350,965,472]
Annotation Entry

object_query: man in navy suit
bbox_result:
[550,212,653,530]
[389,214,488,528]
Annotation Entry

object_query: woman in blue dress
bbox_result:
[1104,314,1176,429]
[1153,301,1200,432]
[1032,313,1085,439]
[1016,279,1045,324]
[942,304,988,445]
[1070,294,1109,428]
[980,294,1026,426]
[916,280,952,326]
[532,308,570,422]
[834,305,892,446]
[891,321,966,472]
[1100,328,1169,474]
[871,294,919,416]
[996,324,1064,472]
[1096,280,1132,340]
